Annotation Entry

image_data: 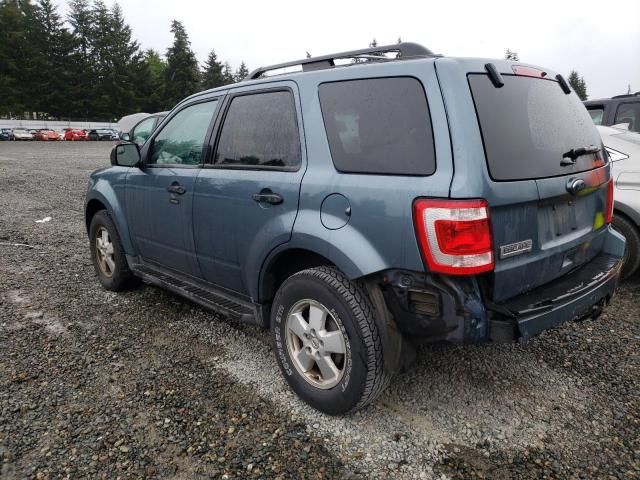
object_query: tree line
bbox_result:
[0,0,249,121]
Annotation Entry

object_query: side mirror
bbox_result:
[119,131,131,141]
[110,142,141,167]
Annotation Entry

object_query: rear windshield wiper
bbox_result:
[561,145,600,166]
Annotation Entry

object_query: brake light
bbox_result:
[605,179,614,224]
[413,199,494,275]
[511,65,548,78]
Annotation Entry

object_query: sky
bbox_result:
[53,0,640,99]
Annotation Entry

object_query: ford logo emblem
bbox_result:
[566,178,586,195]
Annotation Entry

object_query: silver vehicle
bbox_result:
[11,128,34,141]
[598,125,640,278]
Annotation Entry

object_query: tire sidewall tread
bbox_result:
[271,266,390,415]
[89,210,137,291]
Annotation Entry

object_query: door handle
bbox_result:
[167,183,186,195]
[252,190,283,205]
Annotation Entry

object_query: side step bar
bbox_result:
[129,260,265,327]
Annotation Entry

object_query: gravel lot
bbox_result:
[1,142,639,479]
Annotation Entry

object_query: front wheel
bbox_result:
[89,210,139,291]
[271,267,390,415]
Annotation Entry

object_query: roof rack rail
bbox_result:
[612,92,640,99]
[246,42,435,80]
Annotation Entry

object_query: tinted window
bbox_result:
[149,100,218,166]
[132,116,157,146]
[215,91,300,168]
[587,107,604,125]
[614,102,640,132]
[318,77,435,175]
[469,74,603,181]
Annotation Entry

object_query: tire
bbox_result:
[89,210,139,291]
[271,266,390,414]
[612,214,640,280]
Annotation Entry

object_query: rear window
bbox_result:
[469,74,603,181]
[587,106,604,125]
[318,77,435,175]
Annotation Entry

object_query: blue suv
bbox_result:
[85,43,625,414]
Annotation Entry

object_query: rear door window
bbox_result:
[318,77,435,175]
[468,74,603,181]
[214,90,301,169]
[614,102,640,132]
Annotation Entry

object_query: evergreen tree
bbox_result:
[68,0,93,58]
[567,70,588,101]
[221,61,234,85]
[234,61,249,82]
[201,49,225,89]
[165,19,200,106]
[0,0,29,116]
[0,0,44,118]
[85,1,144,119]
[31,0,77,118]
[107,3,144,117]
[504,49,519,61]
[138,49,168,112]
[66,0,95,118]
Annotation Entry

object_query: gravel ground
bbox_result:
[1,142,639,479]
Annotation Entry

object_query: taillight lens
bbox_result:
[605,179,614,224]
[413,199,494,275]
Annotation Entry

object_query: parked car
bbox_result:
[105,128,120,139]
[11,128,34,140]
[119,112,168,146]
[86,43,625,414]
[585,93,640,132]
[64,129,87,141]
[34,129,60,141]
[597,125,640,278]
[0,128,10,141]
[87,129,119,141]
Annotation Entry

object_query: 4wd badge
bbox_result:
[499,239,533,259]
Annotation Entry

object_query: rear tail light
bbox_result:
[413,199,494,275]
[605,179,614,224]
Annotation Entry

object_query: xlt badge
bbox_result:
[500,239,533,259]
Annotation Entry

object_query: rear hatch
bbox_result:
[461,63,611,301]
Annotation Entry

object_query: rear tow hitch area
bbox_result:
[575,296,610,322]
[488,253,620,343]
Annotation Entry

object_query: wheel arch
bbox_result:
[85,188,135,254]
[256,227,390,303]
[258,247,336,303]
[614,203,640,230]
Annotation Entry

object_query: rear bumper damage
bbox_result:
[380,227,625,344]
[488,251,622,343]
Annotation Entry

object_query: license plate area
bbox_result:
[538,197,593,249]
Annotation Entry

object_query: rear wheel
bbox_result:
[271,267,390,414]
[612,214,640,280]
